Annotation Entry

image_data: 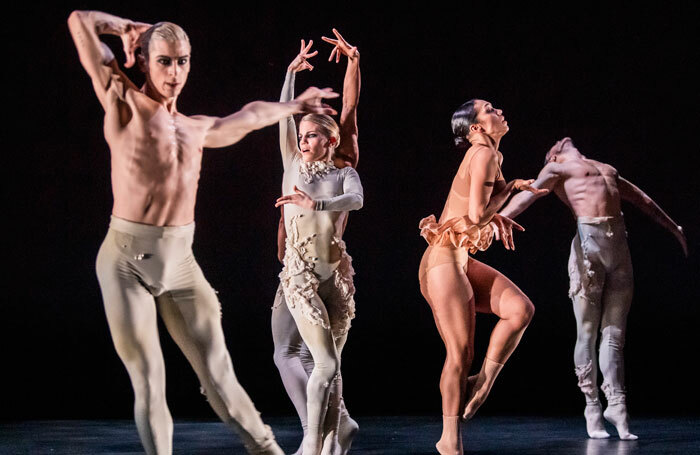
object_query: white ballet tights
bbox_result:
[569,218,637,440]
[275,278,355,455]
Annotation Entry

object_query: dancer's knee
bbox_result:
[444,345,473,375]
[508,295,535,331]
[273,343,300,370]
[577,320,598,344]
[128,364,167,409]
[600,325,625,349]
[313,354,340,384]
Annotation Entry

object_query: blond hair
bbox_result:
[301,114,340,148]
[139,22,190,61]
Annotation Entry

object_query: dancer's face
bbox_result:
[471,100,509,137]
[299,120,335,162]
[144,39,191,100]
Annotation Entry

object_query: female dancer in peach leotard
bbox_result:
[419,99,547,455]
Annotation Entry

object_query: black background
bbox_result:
[6,1,700,421]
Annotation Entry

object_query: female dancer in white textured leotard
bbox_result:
[274,34,363,455]
[272,31,361,455]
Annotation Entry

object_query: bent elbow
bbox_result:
[466,208,486,226]
[352,194,364,210]
[68,10,88,31]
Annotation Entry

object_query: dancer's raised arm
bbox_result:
[278,39,318,169]
[617,176,688,256]
[323,29,360,168]
[67,10,148,109]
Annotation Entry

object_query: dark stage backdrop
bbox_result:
[6,1,700,421]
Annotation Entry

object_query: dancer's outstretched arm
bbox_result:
[201,86,336,149]
[617,176,688,256]
[323,29,361,168]
[499,162,562,219]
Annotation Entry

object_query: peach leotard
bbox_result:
[418,138,504,280]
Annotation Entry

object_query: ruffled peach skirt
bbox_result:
[418,215,494,281]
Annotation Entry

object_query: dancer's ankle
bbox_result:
[436,415,463,455]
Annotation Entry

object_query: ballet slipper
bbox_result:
[584,402,610,439]
[244,424,285,455]
[462,358,503,420]
[603,403,638,440]
[574,360,609,438]
[435,415,463,455]
[301,433,323,455]
[601,382,637,440]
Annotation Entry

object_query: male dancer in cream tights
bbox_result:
[272,30,360,455]
[499,137,687,440]
[68,10,338,455]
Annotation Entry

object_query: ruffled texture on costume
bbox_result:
[278,216,356,339]
[419,215,494,253]
[328,237,356,339]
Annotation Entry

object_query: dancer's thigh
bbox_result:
[466,258,529,318]
[97,243,163,367]
[155,261,230,374]
[421,262,475,351]
[284,274,338,366]
[272,287,304,350]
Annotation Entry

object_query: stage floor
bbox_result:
[2,416,698,454]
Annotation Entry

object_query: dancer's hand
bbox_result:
[288,39,318,73]
[275,186,316,210]
[490,214,524,250]
[120,21,151,68]
[294,87,339,115]
[674,225,689,257]
[508,178,550,196]
[322,28,359,63]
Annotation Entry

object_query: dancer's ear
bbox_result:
[469,123,484,134]
[137,53,147,73]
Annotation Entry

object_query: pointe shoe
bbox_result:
[584,403,610,439]
[603,403,638,440]
[435,416,463,455]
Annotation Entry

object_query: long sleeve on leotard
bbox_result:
[279,71,299,171]
[314,167,364,211]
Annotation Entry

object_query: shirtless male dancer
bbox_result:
[68,10,337,455]
[499,137,687,440]
[271,30,360,455]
